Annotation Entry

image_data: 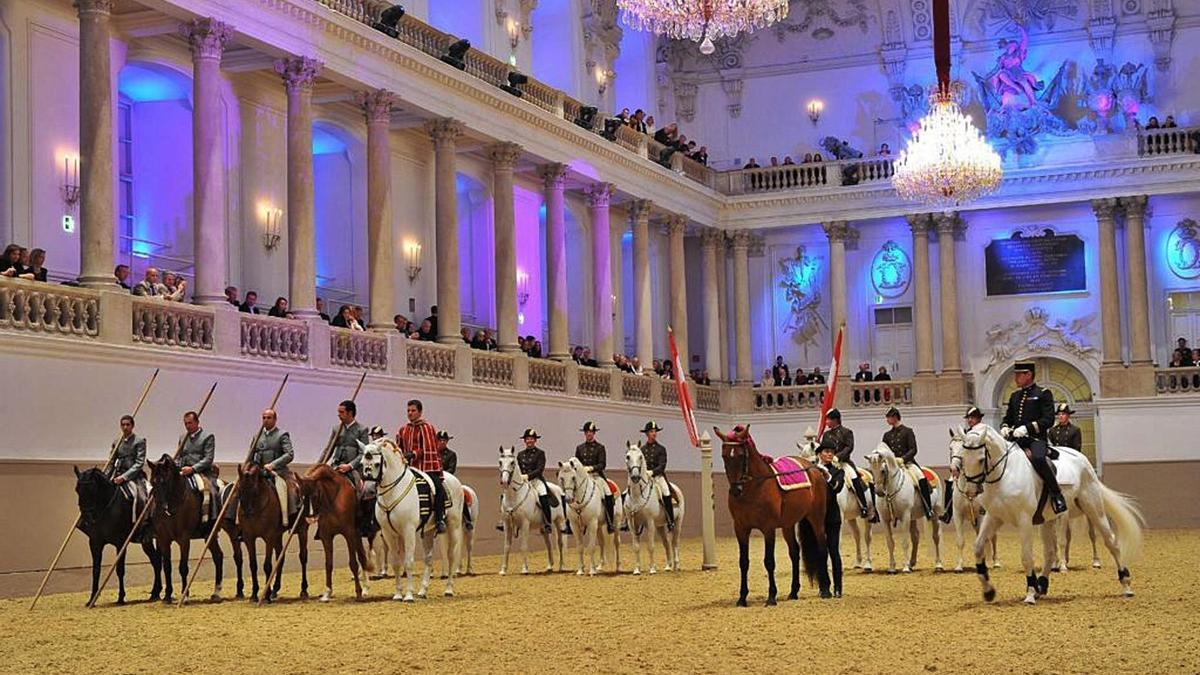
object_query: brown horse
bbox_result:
[148,454,243,602]
[714,425,831,606]
[237,463,309,602]
[296,464,374,601]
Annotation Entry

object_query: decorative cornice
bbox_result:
[487,141,524,170]
[355,88,397,125]
[182,17,234,61]
[274,55,322,92]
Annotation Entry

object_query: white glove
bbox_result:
[1000,425,1012,439]
[1013,425,1029,439]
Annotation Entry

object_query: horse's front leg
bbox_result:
[974,512,1001,602]
[930,512,943,572]
[849,518,863,568]
[782,526,800,600]
[160,542,173,603]
[1087,519,1101,569]
[247,537,260,602]
[178,540,191,602]
[142,539,163,601]
[903,518,918,572]
[114,540,128,606]
[953,507,968,572]
[882,517,897,574]
[1018,520,1038,605]
[209,536,225,602]
[345,534,363,601]
[499,517,511,576]
[647,521,659,575]
[763,528,778,606]
[319,536,334,602]
[862,518,874,572]
[735,525,751,607]
[1038,522,1056,598]
[401,526,417,602]
[88,540,104,606]
[631,517,643,575]
[298,524,310,599]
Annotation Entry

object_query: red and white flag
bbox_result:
[668,326,700,448]
[816,323,845,438]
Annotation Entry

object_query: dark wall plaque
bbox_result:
[985,229,1086,296]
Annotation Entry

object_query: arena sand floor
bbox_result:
[1,529,1196,675]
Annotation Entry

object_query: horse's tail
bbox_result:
[1097,481,1145,564]
[796,518,826,586]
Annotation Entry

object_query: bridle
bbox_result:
[560,463,595,513]
[368,444,416,525]
[959,428,1013,487]
[625,452,657,514]
[722,435,807,494]
[498,456,532,516]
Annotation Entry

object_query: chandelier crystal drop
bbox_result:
[892,86,1003,208]
[617,0,790,45]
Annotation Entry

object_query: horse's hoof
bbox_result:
[392,593,404,601]
[210,594,222,603]
[982,588,996,603]
[299,591,309,600]
[862,566,873,574]
[934,564,944,573]
[954,566,964,573]
[819,591,832,600]
[1093,561,1103,569]
[416,591,427,600]
[498,570,507,576]
[576,569,584,576]
[853,563,862,569]
[319,595,331,603]
[787,592,799,601]
[1051,565,1062,573]
[439,574,448,580]
[1023,594,1037,605]
[250,594,258,602]
[520,570,530,575]
[765,597,777,607]
[148,593,161,602]
[116,597,126,606]
[992,562,1002,569]
[444,589,454,597]
[402,595,414,603]
[632,569,641,576]
[736,598,748,607]
[902,567,912,574]
[649,568,658,575]
[1123,588,1135,598]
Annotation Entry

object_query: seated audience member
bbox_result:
[631,109,648,134]
[393,314,409,333]
[352,306,365,326]
[572,345,585,363]
[1170,352,1185,368]
[415,318,435,341]
[531,340,544,358]
[225,285,240,307]
[268,297,289,318]
[813,153,824,162]
[781,372,793,386]
[645,115,656,135]
[759,369,773,387]
[693,146,709,166]
[1,244,26,277]
[114,264,132,290]
[653,123,678,146]
[470,330,491,350]
[460,327,472,343]
[316,297,331,323]
[808,367,826,385]
[802,153,814,163]
[769,156,780,167]
[783,156,795,165]
[616,107,631,124]
[630,356,644,375]
[1145,116,1160,129]
[582,348,598,368]
[239,291,261,314]
[332,304,362,330]
[1164,115,1178,128]
[161,271,187,301]
[743,157,761,169]
[20,248,48,282]
[878,143,891,156]
[875,365,892,381]
[853,362,873,382]
[793,367,806,384]
[132,267,165,297]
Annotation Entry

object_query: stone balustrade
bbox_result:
[406,340,456,380]
[472,350,515,388]
[578,365,611,399]
[696,384,721,412]
[132,298,213,351]
[330,327,388,370]
[720,157,895,195]
[622,373,653,404]
[1155,367,1200,394]
[1138,126,1200,157]
[661,378,679,406]
[850,380,913,407]
[529,359,567,393]
[241,314,309,362]
[753,384,826,411]
[0,278,99,339]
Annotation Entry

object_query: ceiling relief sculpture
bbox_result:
[775,0,874,41]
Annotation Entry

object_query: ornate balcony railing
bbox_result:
[1155,367,1200,394]
[578,366,611,399]
[529,359,567,393]
[696,384,721,412]
[0,278,99,339]
[719,157,895,195]
[132,298,213,351]
[661,378,679,406]
[406,340,456,380]
[622,373,653,404]
[753,384,826,411]
[850,380,913,407]
[240,314,309,362]
[330,327,388,370]
[1138,126,1200,157]
[472,350,515,388]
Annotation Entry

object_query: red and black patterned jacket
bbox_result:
[399,419,441,473]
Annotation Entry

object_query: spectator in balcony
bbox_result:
[645,115,656,136]
[18,248,47,282]
[224,285,239,307]
[782,156,795,166]
[532,339,544,358]
[425,305,439,336]
[771,355,789,386]
[239,291,261,314]
[114,264,131,290]
[743,157,760,169]
[331,304,358,330]
[616,107,630,125]
[696,370,711,386]
[853,362,873,382]
[808,366,826,385]
[352,305,365,326]
[629,356,643,375]
[314,297,330,322]
[1,244,26,277]
[631,109,648,134]
[393,314,409,333]
[582,348,598,368]
[161,271,187,301]
[460,327,472,344]
[1193,348,1200,366]
[414,318,435,341]
[1146,116,1160,129]
[571,345,584,363]
[769,156,780,167]
[792,367,805,385]
[802,153,814,163]
[693,146,709,166]
[1164,115,1178,128]
[132,267,165,297]
[653,123,677,147]
[875,365,892,381]
[878,143,892,156]
[1169,351,1186,368]
[268,297,289,318]
[813,153,824,162]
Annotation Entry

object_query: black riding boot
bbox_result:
[463,502,474,531]
[917,477,934,519]
[1033,458,1068,515]
[538,495,554,534]
[662,495,676,532]
[939,483,954,523]
[603,494,615,533]
[851,477,870,518]
[430,472,447,534]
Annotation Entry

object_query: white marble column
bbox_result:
[587,182,616,367]
[1122,195,1153,365]
[731,230,752,384]
[700,227,723,381]
[183,18,233,305]
[426,118,465,343]
[540,163,570,360]
[610,218,625,358]
[823,220,852,351]
[76,0,117,288]
[1092,198,1123,365]
[717,237,730,382]
[357,89,397,330]
[934,211,964,373]
[666,214,690,373]
[275,56,322,317]
[629,199,654,370]
[907,213,935,376]
[489,142,522,352]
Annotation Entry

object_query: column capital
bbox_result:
[75,0,113,16]
[934,211,967,240]
[627,198,654,224]
[822,220,851,241]
[700,227,726,249]
[1091,197,1120,221]
[355,89,397,125]
[747,234,767,258]
[728,229,753,250]
[539,163,569,189]
[274,56,322,92]
[584,182,614,207]
[664,214,688,235]
[1119,195,1149,219]
[181,17,234,61]
[425,118,465,147]
[906,212,932,235]
[487,141,524,169]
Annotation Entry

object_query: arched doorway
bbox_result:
[992,357,1098,468]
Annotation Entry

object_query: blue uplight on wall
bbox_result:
[1167,219,1200,280]
[871,240,912,299]
[118,63,191,103]
[312,125,347,155]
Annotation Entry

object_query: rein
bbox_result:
[562,468,596,513]
[625,463,657,515]
[499,466,533,517]
[370,449,418,524]
[722,440,808,492]
[960,431,1014,487]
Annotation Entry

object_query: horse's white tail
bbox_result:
[1098,482,1145,564]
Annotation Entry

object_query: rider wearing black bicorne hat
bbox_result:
[943,407,986,523]
[575,421,615,533]
[1001,361,1067,521]
[517,428,561,534]
[882,406,934,519]
[639,421,676,532]
[1047,403,1082,452]
[821,409,874,522]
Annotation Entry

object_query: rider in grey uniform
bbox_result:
[178,411,219,520]
[108,415,148,509]
[328,399,369,489]
[252,408,296,517]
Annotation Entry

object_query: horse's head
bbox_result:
[359,438,386,482]
[866,443,896,484]
[238,462,266,515]
[556,458,583,501]
[958,423,1006,498]
[795,437,818,461]
[947,425,966,473]
[498,446,518,487]
[625,441,647,483]
[148,454,183,514]
[74,466,113,518]
[714,424,756,497]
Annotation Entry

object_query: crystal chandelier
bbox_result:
[617,0,790,54]
[892,0,1002,207]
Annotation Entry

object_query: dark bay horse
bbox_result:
[297,464,373,601]
[75,467,162,605]
[237,463,308,602]
[148,454,243,602]
[715,425,831,606]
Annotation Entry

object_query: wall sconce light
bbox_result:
[507,19,521,50]
[61,155,81,212]
[517,269,530,308]
[262,206,283,250]
[807,99,824,125]
[405,241,422,282]
[595,66,609,96]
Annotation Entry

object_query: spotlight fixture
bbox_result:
[501,71,528,98]
[372,4,406,38]
[574,105,598,131]
[600,117,623,141]
[441,38,471,70]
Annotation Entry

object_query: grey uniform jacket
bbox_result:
[327,421,369,470]
[109,434,147,482]
[178,429,216,475]
[253,427,294,474]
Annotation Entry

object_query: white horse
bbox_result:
[866,444,945,573]
[947,428,1000,572]
[624,441,685,575]
[497,446,566,575]
[556,457,623,575]
[797,438,875,572]
[1055,511,1102,572]
[958,424,1143,604]
[359,439,464,601]
[435,483,479,577]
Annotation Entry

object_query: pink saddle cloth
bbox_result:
[769,456,812,491]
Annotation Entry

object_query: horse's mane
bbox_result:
[301,464,343,510]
